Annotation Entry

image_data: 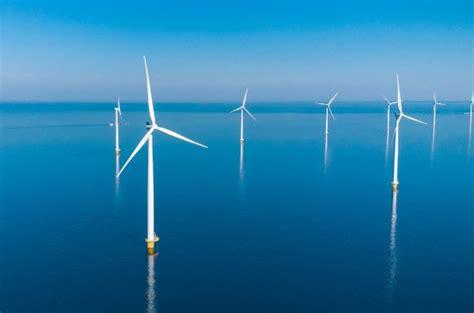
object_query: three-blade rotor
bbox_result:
[117,56,208,178]
[394,74,426,127]
[230,88,256,121]
[433,93,446,107]
[316,92,338,120]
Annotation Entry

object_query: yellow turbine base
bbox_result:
[115,150,120,155]
[146,234,159,255]
[391,182,399,192]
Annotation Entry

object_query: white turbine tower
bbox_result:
[230,88,256,143]
[117,56,208,255]
[391,74,426,192]
[316,92,338,136]
[431,93,446,161]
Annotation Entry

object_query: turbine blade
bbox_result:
[117,97,122,116]
[230,106,243,114]
[328,105,335,120]
[382,95,397,106]
[242,88,248,108]
[327,92,339,106]
[244,107,256,121]
[155,126,208,148]
[392,118,400,145]
[117,129,154,177]
[143,56,156,125]
[396,73,403,113]
[316,102,327,106]
[401,113,427,125]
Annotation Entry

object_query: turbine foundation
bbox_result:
[146,235,159,255]
[391,182,399,192]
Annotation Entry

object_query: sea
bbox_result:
[0,101,472,313]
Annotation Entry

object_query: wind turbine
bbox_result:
[114,98,122,155]
[117,56,208,255]
[230,88,256,143]
[391,74,426,192]
[316,92,338,136]
[431,93,446,161]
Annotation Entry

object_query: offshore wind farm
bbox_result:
[0,1,472,313]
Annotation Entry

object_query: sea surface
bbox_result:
[0,101,472,313]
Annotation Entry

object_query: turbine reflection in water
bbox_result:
[115,154,120,194]
[385,127,390,166]
[146,254,157,313]
[468,114,472,156]
[239,143,244,181]
[238,142,247,201]
[431,114,436,165]
[388,191,398,300]
[324,134,329,174]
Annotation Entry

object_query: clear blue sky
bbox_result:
[0,0,472,102]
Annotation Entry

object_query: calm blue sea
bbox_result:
[0,102,472,313]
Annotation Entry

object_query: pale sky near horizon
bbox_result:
[0,0,472,102]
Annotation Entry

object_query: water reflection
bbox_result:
[385,127,390,166]
[431,115,436,164]
[388,191,398,300]
[239,142,244,181]
[146,254,157,313]
[468,113,472,156]
[238,143,246,200]
[115,154,120,194]
[324,134,329,174]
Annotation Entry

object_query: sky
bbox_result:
[0,0,472,102]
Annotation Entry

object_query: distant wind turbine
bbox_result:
[117,56,208,255]
[316,92,338,136]
[431,93,446,161]
[391,74,426,192]
[230,88,256,143]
